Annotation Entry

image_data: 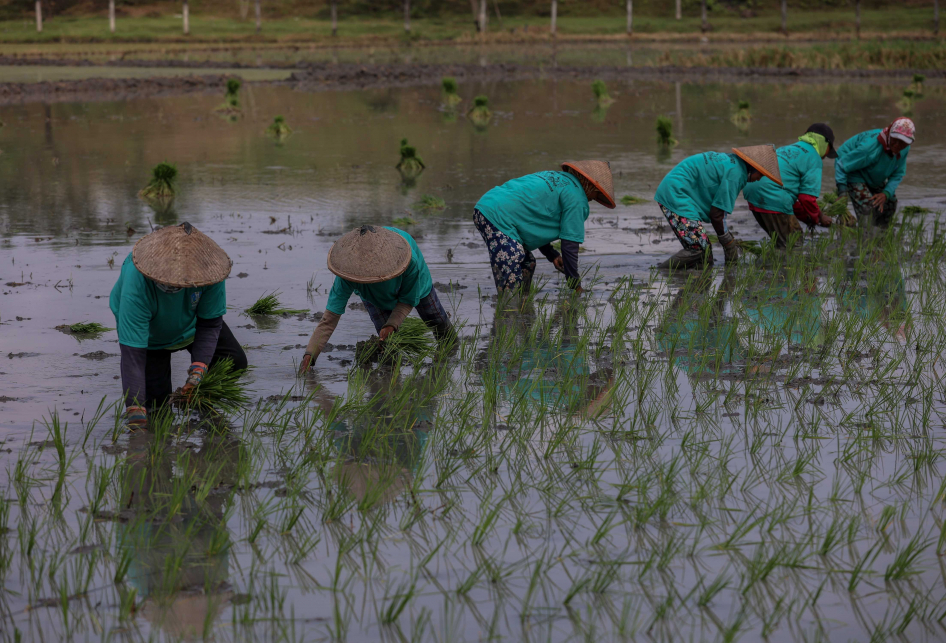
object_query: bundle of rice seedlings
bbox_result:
[591,80,614,106]
[392,216,416,226]
[468,95,492,127]
[266,115,292,138]
[911,73,925,97]
[244,290,309,316]
[441,77,461,107]
[57,322,113,339]
[355,317,434,365]
[730,100,751,128]
[818,192,856,227]
[216,78,242,113]
[902,205,932,216]
[138,163,177,200]
[621,195,648,206]
[896,89,915,115]
[176,357,250,415]
[414,194,445,212]
[396,138,425,175]
[656,116,677,146]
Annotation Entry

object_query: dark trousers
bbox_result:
[361,289,457,344]
[145,321,247,410]
[750,209,802,249]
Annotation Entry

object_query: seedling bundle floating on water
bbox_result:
[267,115,292,139]
[441,77,461,107]
[468,95,492,128]
[731,100,752,129]
[57,321,113,340]
[414,194,445,212]
[396,139,425,176]
[656,116,677,147]
[591,80,614,106]
[245,290,309,316]
[216,78,242,115]
[355,318,434,365]
[138,163,177,200]
[621,195,648,206]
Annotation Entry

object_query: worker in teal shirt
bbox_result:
[654,145,782,270]
[299,226,455,373]
[473,160,616,294]
[744,124,836,248]
[835,117,915,228]
[110,223,247,427]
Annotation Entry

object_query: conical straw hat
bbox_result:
[132,222,232,288]
[327,225,411,284]
[732,145,783,186]
[561,160,617,209]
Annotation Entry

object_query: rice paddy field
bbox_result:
[1,70,946,641]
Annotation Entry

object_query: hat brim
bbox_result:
[731,148,784,187]
[561,162,617,209]
[890,133,914,145]
[826,143,838,159]
[326,238,411,284]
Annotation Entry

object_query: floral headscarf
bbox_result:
[878,117,916,157]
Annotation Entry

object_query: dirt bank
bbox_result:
[0,61,939,105]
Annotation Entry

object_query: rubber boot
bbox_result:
[656,247,712,270]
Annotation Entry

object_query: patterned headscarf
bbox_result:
[878,117,915,157]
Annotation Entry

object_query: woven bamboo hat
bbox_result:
[561,160,617,209]
[132,222,232,288]
[732,145,783,186]
[327,225,411,284]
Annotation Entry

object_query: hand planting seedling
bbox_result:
[355,317,434,365]
[138,162,177,200]
[245,290,309,316]
[818,192,856,227]
[171,357,250,415]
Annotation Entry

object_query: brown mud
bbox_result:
[0,60,940,105]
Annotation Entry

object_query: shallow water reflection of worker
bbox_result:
[743,124,838,248]
[312,367,443,505]
[835,117,915,228]
[654,146,783,270]
[119,428,239,639]
[299,225,456,374]
[110,223,248,429]
[472,161,616,296]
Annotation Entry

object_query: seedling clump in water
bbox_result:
[621,195,648,206]
[355,317,433,364]
[468,95,492,128]
[267,115,292,138]
[173,357,250,415]
[414,194,445,212]
[656,115,677,146]
[818,191,856,226]
[138,163,177,200]
[245,290,308,315]
[396,138,425,176]
[441,77,461,107]
[591,80,614,106]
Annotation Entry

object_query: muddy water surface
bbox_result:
[1,77,946,641]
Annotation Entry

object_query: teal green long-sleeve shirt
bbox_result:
[655,152,749,224]
[834,129,909,199]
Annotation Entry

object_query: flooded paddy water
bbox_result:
[1,72,946,641]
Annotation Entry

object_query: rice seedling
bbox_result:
[59,321,113,338]
[730,99,751,129]
[591,79,614,106]
[266,115,292,139]
[656,116,677,147]
[355,317,434,365]
[902,205,932,216]
[396,138,425,176]
[413,194,445,212]
[896,88,916,114]
[138,162,177,200]
[216,77,242,114]
[818,191,856,226]
[244,290,309,315]
[620,195,647,206]
[467,95,492,128]
[392,215,416,226]
[441,76,461,107]
[910,73,925,97]
[171,357,250,415]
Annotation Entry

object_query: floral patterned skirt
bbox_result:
[473,209,537,292]
[847,183,898,228]
[659,204,709,251]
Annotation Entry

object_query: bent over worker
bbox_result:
[473,160,616,294]
[299,226,456,373]
[835,117,915,228]
[654,146,783,270]
[110,222,248,428]
[743,123,837,248]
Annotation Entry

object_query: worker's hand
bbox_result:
[125,405,147,429]
[379,326,395,341]
[552,256,565,274]
[870,192,888,210]
[299,352,314,374]
[818,213,833,228]
[181,361,207,400]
